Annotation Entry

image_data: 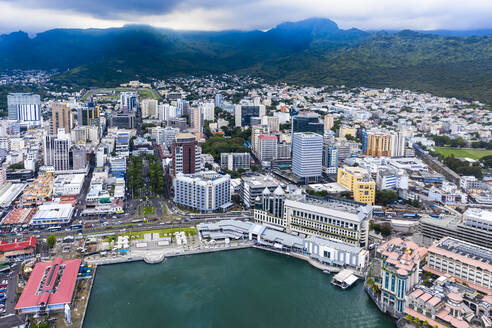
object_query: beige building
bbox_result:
[339,125,356,138]
[51,103,72,134]
[366,131,392,157]
[324,114,334,132]
[424,237,492,295]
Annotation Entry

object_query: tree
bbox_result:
[375,190,399,206]
[345,134,356,141]
[47,235,56,248]
[8,163,24,170]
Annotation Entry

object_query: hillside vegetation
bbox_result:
[1,18,491,103]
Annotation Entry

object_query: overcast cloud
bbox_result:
[0,0,491,34]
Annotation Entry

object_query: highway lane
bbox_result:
[0,214,252,242]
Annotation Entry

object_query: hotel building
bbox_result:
[174,172,231,212]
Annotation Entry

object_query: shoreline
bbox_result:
[79,243,359,328]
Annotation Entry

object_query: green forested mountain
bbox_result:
[1,18,491,103]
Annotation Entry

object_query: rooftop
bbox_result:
[0,237,36,253]
[430,237,492,271]
[1,208,37,225]
[15,257,81,311]
[285,194,372,222]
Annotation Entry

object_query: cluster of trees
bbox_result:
[201,135,249,161]
[8,163,24,170]
[371,222,392,237]
[306,189,329,198]
[430,135,467,148]
[147,154,165,196]
[481,155,492,169]
[444,155,483,179]
[127,155,144,198]
[471,140,492,150]
[375,190,399,206]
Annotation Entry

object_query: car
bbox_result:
[0,285,7,289]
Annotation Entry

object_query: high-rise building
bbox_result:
[44,129,71,171]
[261,116,280,133]
[322,139,338,174]
[7,93,41,122]
[177,100,191,117]
[120,92,137,112]
[390,131,406,157]
[366,131,392,157]
[214,94,224,108]
[174,172,231,212]
[276,142,291,159]
[141,99,158,118]
[200,102,215,121]
[152,126,179,149]
[70,145,87,170]
[172,133,201,176]
[251,125,268,154]
[337,167,376,205]
[292,112,324,135]
[77,106,100,126]
[51,103,72,134]
[292,132,323,183]
[191,107,202,138]
[234,105,266,127]
[324,114,334,133]
[258,135,277,162]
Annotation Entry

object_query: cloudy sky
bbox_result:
[0,0,491,34]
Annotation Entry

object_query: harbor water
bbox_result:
[83,248,395,328]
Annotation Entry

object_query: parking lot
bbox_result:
[0,264,19,316]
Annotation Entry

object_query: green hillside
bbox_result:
[0,18,491,104]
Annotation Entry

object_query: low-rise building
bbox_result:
[52,174,85,196]
[30,203,74,226]
[240,175,279,208]
[15,257,82,314]
[220,152,250,171]
[424,237,492,295]
[337,167,376,205]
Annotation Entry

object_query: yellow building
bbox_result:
[366,132,391,157]
[339,125,356,138]
[337,167,375,205]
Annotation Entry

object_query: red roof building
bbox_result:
[0,237,36,253]
[16,257,81,314]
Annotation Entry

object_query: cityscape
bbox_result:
[0,3,490,328]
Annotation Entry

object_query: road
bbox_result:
[0,212,252,242]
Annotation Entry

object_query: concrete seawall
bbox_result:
[79,265,97,328]
[80,244,359,327]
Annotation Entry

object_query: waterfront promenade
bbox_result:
[84,241,346,275]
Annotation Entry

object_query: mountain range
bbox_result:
[1,18,491,104]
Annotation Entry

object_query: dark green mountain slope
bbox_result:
[1,18,491,103]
